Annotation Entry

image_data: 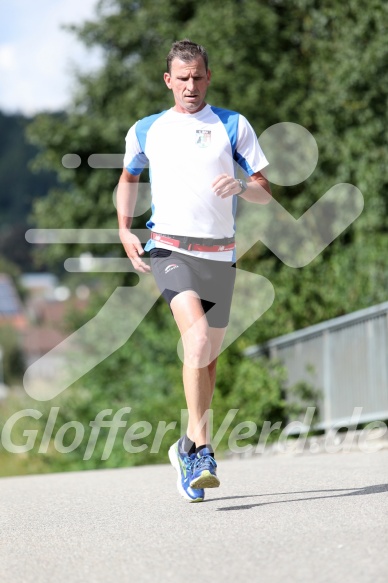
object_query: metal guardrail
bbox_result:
[245,302,388,430]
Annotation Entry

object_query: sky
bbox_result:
[0,0,102,115]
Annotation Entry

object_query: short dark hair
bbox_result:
[166,39,208,74]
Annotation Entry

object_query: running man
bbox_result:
[118,39,271,502]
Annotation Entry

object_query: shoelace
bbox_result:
[194,454,217,471]
[184,454,196,473]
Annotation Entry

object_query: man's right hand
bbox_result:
[119,229,151,273]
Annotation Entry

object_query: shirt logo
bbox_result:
[165,264,179,274]
[196,130,211,148]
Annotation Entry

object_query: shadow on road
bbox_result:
[205,483,388,511]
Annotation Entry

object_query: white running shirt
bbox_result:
[123,104,268,260]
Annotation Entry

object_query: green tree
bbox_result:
[0,111,57,271]
[0,325,25,385]
[28,0,387,299]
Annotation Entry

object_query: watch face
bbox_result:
[236,179,246,195]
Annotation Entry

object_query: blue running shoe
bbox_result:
[190,447,220,489]
[168,441,204,503]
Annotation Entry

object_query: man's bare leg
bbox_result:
[170,290,226,447]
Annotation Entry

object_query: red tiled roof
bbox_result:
[22,326,68,355]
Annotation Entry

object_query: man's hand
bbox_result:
[119,229,151,273]
[211,171,271,204]
[211,174,242,198]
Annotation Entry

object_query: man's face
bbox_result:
[164,57,211,114]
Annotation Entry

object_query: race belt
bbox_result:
[151,232,235,252]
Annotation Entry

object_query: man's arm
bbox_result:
[117,168,151,273]
[211,170,272,204]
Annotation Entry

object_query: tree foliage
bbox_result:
[0,112,57,270]
[28,0,387,282]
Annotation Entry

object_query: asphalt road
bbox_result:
[0,450,387,583]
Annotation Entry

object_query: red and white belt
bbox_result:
[151,232,235,252]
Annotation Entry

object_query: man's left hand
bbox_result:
[211,174,242,198]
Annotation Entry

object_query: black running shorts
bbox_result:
[150,248,236,328]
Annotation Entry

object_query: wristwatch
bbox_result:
[235,179,248,196]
